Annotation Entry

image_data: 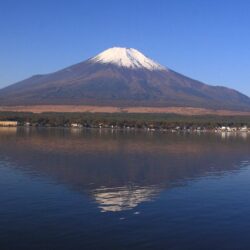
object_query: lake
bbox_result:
[0,127,250,249]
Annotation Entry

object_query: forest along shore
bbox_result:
[0,111,249,132]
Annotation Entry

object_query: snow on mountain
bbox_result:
[90,47,166,71]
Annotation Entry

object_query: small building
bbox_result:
[71,123,82,128]
[240,126,248,132]
[220,126,227,131]
[0,121,18,127]
[24,122,31,127]
[71,123,78,128]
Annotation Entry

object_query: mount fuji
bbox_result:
[0,47,250,111]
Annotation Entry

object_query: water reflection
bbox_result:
[0,128,249,212]
[219,131,249,140]
[0,127,17,134]
[93,186,161,212]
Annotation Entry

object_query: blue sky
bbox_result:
[1,0,250,96]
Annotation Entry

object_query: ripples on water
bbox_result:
[0,128,250,249]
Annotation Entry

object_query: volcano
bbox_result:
[0,47,250,111]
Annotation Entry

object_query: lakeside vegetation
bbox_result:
[0,111,250,130]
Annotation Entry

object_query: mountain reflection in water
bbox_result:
[93,186,161,212]
[0,127,249,213]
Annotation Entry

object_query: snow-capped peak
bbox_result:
[90,47,166,71]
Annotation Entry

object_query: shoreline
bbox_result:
[0,125,249,134]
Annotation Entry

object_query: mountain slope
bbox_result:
[0,47,250,111]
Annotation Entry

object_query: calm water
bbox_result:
[0,128,250,250]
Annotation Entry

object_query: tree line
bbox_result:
[0,111,250,129]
